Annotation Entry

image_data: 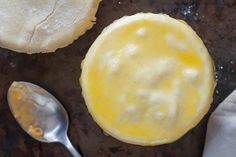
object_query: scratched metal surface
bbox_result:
[0,0,236,157]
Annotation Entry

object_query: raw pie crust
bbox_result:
[81,13,215,146]
[0,0,100,53]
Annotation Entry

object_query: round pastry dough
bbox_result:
[81,13,215,146]
[0,0,100,53]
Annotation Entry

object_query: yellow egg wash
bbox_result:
[8,82,44,138]
[81,13,215,145]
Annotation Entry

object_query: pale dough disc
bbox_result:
[81,13,216,146]
[0,0,100,53]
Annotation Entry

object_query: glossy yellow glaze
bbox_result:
[81,13,215,145]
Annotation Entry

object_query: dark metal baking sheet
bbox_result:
[0,0,236,156]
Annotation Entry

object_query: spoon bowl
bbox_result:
[8,81,81,157]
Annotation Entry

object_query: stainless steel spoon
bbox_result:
[7,81,82,157]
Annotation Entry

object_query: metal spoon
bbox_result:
[7,81,82,157]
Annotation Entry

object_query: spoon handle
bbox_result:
[62,135,82,157]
